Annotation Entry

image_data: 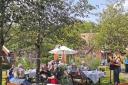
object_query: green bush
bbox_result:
[90,57,100,70]
[16,57,35,69]
[2,64,11,70]
[41,57,52,64]
[82,56,100,70]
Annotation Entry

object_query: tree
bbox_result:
[48,22,98,49]
[0,0,95,84]
[6,21,98,65]
[95,3,128,51]
[16,0,95,83]
[0,0,24,84]
[6,26,37,51]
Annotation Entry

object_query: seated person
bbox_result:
[47,64,60,84]
[7,64,15,81]
[10,67,31,85]
[53,64,64,80]
[67,64,72,73]
[39,64,58,84]
[80,61,89,71]
[40,64,51,81]
[68,63,79,75]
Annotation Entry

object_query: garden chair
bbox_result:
[69,72,87,85]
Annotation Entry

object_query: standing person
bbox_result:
[124,55,128,73]
[112,50,123,85]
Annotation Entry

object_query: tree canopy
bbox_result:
[95,3,128,50]
[0,0,95,83]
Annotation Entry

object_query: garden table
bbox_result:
[82,70,105,84]
[47,84,61,85]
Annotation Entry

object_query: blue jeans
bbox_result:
[125,64,128,73]
[113,67,121,84]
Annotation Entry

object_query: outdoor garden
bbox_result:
[0,0,128,85]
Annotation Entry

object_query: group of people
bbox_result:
[39,60,89,84]
[7,64,31,85]
[39,60,65,84]
[7,60,65,85]
[8,51,128,85]
[67,61,89,75]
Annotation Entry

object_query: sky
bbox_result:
[85,0,109,23]
[85,0,128,23]
[124,0,128,11]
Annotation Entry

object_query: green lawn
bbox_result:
[100,67,128,85]
[2,70,7,85]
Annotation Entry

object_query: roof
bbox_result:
[81,33,98,44]
[0,46,10,56]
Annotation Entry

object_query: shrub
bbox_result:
[90,58,100,70]
[82,55,100,70]
[2,63,11,70]
[16,57,35,69]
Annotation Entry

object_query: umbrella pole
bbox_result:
[62,50,65,63]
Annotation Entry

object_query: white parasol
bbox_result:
[49,46,77,54]
[49,46,77,63]
[49,47,60,54]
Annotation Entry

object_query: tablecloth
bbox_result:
[82,70,105,84]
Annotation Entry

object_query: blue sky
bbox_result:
[85,0,109,23]
[86,0,128,23]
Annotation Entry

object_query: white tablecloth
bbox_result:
[82,70,105,84]
[25,69,36,78]
[47,84,61,85]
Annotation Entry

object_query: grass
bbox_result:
[2,70,7,85]
[100,66,128,85]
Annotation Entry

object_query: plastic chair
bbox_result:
[69,72,87,85]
